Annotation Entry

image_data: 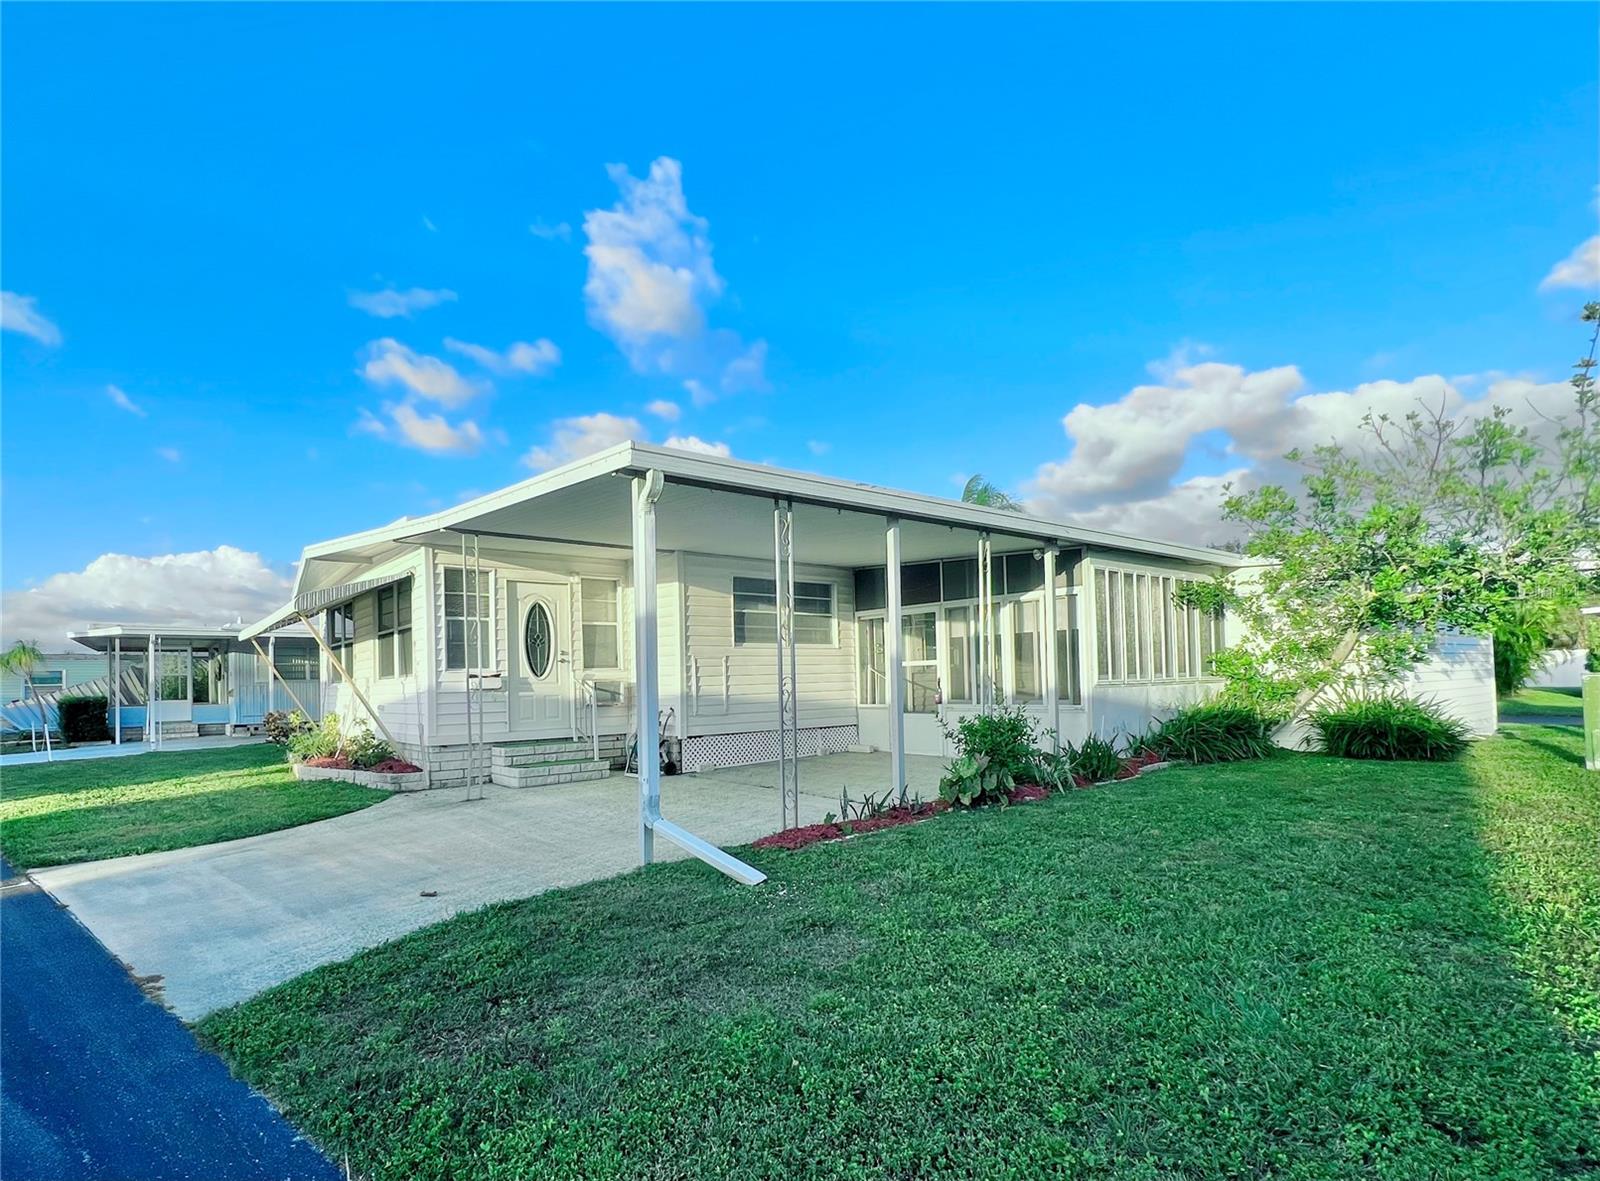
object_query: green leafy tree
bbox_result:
[1,639,54,756]
[960,474,1023,511]
[1204,303,1600,717]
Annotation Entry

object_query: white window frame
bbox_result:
[376,579,413,679]
[442,565,496,673]
[579,577,622,672]
[732,576,837,647]
[1092,562,1225,686]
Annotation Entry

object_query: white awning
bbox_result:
[239,570,414,641]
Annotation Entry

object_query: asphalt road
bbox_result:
[0,857,341,1181]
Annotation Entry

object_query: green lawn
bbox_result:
[0,745,385,870]
[201,726,1599,1180]
[1499,685,1583,719]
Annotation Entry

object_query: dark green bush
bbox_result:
[938,753,1014,808]
[1069,734,1124,783]
[1149,701,1276,764]
[1308,695,1472,761]
[58,695,110,744]
[944,706,1039,783]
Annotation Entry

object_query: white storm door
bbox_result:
[508,580,574,736]
[154,648,193,722]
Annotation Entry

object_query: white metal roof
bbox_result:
[279,442,1243,608]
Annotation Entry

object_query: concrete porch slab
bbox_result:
[31,751,946,1021]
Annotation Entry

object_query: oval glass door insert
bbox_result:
[524,602,553,678]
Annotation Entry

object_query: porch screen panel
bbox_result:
[858,617,887,705]
[1011,599,1041,702]
[903,611,938,713]
[1054,594,1082,706]
[946,606,974,704]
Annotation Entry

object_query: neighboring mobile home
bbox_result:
[2,625,323,742]
[243,443,1246,791]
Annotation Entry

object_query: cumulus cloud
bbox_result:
[662,435,732,457]
[529,219,572,241]
[1,546,293,649]
[645,399,681,422]
[1,291,62,346]
[444,336,561,376]
[522,412,643,471]
[359,338,486,408]
[1026,353,1574,545]
[106,384,146,416]
[355,402,490,456]
[1540,235,1600,291]
[582,157,769,398]
[348,286,458,318]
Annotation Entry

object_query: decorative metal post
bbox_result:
[1041,547,1059,751]
[774,499,800,831]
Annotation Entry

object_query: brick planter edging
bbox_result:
[291,762,429,792]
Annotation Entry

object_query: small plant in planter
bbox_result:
[943,706,1040,783]
[938,752,1014,808]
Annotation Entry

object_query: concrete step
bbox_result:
[160,721,200,739]
[492,740,596,767]
[490,759,611,789]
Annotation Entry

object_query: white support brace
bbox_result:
[633,472,664,864]
[298,612,399,748]
[250,636,312,720]
[885,515,906,803]
[633,470,766,886]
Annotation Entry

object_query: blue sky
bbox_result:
[2,3,1596,642]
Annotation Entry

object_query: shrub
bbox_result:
[1148,701,1276,764]
[1493,605,1556,696]
[944,707,1039,783]
[1023,748,1076,791]
[1069,734,1124,783]
[58,696,110,744]
[1308,695,1472,762]
[345,723,396,770]
[938,753,1014,808]
[263,710,313,745]
[288,713,343,761]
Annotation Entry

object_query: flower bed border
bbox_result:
[754,755,1175,852]
[291,761,428,793]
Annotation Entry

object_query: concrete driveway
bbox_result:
[33,754,941,1021]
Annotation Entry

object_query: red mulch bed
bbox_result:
[756,753,1171,851]
[302,756,422,773]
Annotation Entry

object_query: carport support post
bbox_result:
[632,471,664,865]
[774,498,800,832]
[885,515,906,803]
[112,638,122,745]
[1042,547,1059,751]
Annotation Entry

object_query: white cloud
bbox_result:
[348,286,458,318]
[662,435,732,457]
[529,219,572,241]
[106,384,146,417]
[359,338,486,407]
[1025,351,1574,544]
[156,446,182,463]
[582,157,769,395]
[1539,236,1600,291]
[1,546,293,649]
[522,412,643,471]
[356,402,489,456]
[645,399,681,422]
[807,440,830,456]
[1,291,62,346]
[683,379,716,408]
[444,336,561,376]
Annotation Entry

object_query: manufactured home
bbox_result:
[243,444,1246,796]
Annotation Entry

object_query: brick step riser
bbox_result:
[490,765,610,789]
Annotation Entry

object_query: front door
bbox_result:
[507,580,574,736]
[153,648,193,722]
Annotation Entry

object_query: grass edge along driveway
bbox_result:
[0,745,384,870]
[201,725,1599,1181]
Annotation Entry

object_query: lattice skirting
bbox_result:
[681,725,859,772]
